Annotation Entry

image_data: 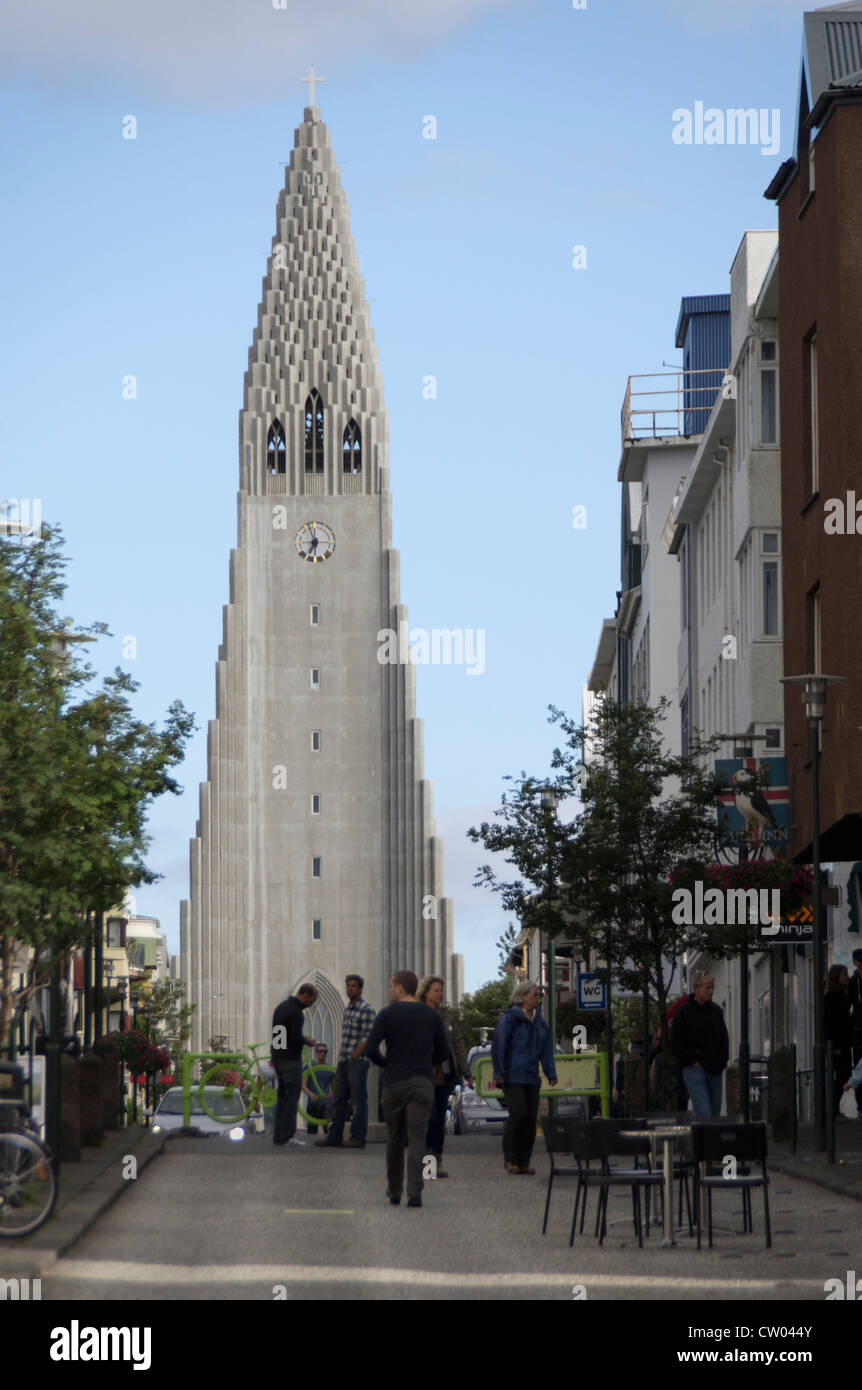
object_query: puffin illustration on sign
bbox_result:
[715,757,790,858]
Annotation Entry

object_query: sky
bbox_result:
[2,0,810,992]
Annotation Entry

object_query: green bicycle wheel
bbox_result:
[198,1064,258,1124]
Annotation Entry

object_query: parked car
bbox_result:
[451,1088,508,1135]
[152,1086,249,1140]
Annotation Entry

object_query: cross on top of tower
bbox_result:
[300,66,325,105]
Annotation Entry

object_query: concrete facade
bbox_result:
[181,107,460,1055]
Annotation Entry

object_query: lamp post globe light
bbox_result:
[780,674,847,1159]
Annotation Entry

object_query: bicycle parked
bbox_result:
[0,1061,57,1238]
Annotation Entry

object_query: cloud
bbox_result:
[1,0,527,103]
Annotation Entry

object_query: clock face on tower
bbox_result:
[294,521,336,563]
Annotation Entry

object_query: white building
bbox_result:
[661,232,798,1067]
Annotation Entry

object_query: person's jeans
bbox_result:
[683,1065,723,1117]
[305,1095,332,1132]
[327,1058,370,1144]
[501,1083,540,1167]
[425,1077,452,1157]
[382,1076,434,1199]
[273,1059,303,1143]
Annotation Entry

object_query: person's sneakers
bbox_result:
[504,1161,522,1174]
[407,1196,422,1208]
[344,1138,365,1148]
[386,1189,401,1204]
[518,1165,536,1175]
[314,1138,338,1147]
[286,1137,305,1146]
[435,1166,449,1178]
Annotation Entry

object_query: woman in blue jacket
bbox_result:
[492,981,558,1174]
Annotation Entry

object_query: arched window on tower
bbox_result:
[304,390,324,473]
[266,419,286,475]
[342,419,361,474]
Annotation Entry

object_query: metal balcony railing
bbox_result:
[621,368,728,443]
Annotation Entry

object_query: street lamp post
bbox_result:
[781,674,846,1157]
[537,787,561,1116]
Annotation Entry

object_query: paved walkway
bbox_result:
[768,1119,862,1203]
[2,1115,860,1280]
[0,1126,163,1277]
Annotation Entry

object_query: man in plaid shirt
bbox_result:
[315,974,376,1148]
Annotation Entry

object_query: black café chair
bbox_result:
[540,1115,583,1236]
[541,1117,633,1245]
[568,1120,664,1248]
[690,1121,771,1250]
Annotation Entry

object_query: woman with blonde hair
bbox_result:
[417,975,468,1177]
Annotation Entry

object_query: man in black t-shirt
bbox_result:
[270,984,318,1146]
[364,971,448,1207]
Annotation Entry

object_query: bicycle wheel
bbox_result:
[198,1064,257,1123]
[0,1130,57,1237]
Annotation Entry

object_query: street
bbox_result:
[37,1134,861,1302]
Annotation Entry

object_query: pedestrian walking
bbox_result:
[416,975,468,1177]
[315,975,376,1149]
[825,964,853,1119]
[670,971,729,1117]
[364,971,448,1208]
[302,1043,336,1135]
[270,984,318,1146]
[491,980,558,1175]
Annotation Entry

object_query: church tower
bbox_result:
[181,98,462,1054]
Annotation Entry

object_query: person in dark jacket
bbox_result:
[270,984,318,1146]
[825,963,853,1119]
[491,980,557,1175]
[670,971,729,1117]
[849,950,862,1116]
[417,974,468,1178]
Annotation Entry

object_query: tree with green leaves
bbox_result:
[0,527,195,1048]
[135,978,196,1075]
[469,698,728,1103]
[455,978,513,1052]
[494,922,520,977]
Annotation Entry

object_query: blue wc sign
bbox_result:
[577,973,607,1012]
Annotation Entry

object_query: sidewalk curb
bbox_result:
[0,1130,164,1279]
[768,1151,862,1205]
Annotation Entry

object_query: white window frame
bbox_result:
[760,531,781,639]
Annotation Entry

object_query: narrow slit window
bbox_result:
[304,390,325,473]
[266,419,286,475]
[312,919,322,941]
[310,604,320,625]
[311,793,321,814]
[342,418,362,473]
[311,730,321,751]
[312,857,321,877]
[311,668,320,688]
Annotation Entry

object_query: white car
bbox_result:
[152,1086,249,1140]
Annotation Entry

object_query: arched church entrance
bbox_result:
[289,969,344,1060]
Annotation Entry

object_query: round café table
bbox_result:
[620,1125,692,1247]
